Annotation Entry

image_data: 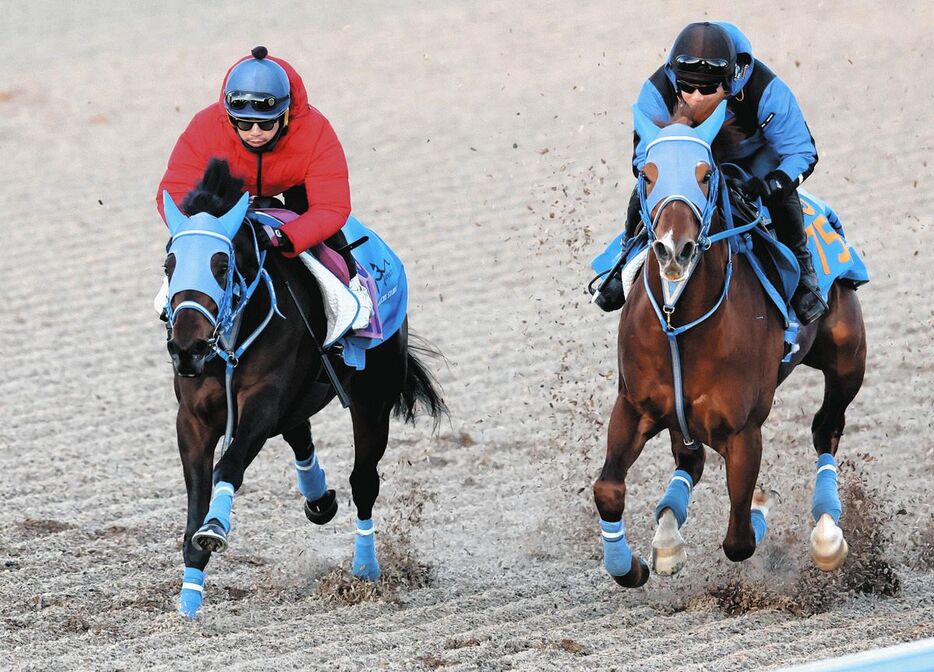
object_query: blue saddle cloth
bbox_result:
[336,216,408,370]
[253,211,408,371]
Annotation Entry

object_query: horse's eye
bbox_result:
[702,171,712,184]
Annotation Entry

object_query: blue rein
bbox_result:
[637,163,763,448]
[166,221,284,455]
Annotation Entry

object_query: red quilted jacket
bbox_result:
[156,55,351,254]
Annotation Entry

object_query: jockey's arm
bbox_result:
[278,119,351,257]
[156,113,212,225]
[757,77,818,189]
[632,79,671,177]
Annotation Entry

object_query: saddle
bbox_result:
[251,210,409,371]
[250,209,381,346]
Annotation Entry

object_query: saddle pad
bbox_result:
[337,216,408,370]
[798,189,869,297]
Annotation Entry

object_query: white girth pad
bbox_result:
[622,248,648,299]
[298,251,360,347]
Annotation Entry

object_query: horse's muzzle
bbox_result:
[167,339,211,377]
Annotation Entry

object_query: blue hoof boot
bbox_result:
[304,489,338,525]
[192,520,228,553]
[352,518,380,581]
[178,567,204,619]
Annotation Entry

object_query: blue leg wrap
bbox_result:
[600,518,633,577]
[178,566,205,619]
[654,469,693,527]
[203,481,235,533]
[295,453,328,502]
[811,453,842,524]
[750,510,768,546]
[352,518,380,581]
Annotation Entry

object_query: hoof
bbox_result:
[652,509,686,576]
[304,489,338,525]
[192,520,228,553]
[810,513,848,571]
[610,556,650,588]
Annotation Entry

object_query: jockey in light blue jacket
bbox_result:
[594,22,827,325]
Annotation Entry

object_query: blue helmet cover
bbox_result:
[164,191,249,314]
[224,56,291,120]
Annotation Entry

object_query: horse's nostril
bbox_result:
[653,241,670,261]
[191,341,211,359]
[679,241,696,262]
[166,341,179,356]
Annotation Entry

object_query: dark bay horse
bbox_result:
[594,102,866,587]
[161,159,446,617]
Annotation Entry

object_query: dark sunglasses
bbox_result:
[676,80,722,96]
[229,115,278,131]
[225,91,284,113]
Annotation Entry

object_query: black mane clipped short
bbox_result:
[181,158,245,217]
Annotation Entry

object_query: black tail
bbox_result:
[394,334,449,428]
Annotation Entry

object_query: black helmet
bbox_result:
[668,22,736,87]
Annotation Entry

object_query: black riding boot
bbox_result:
[770,188,828,325]
[591,187,641,312]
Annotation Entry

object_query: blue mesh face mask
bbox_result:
[167,214,235,316]
[644,129,713,218]
[163,191,249,328]
[632,101,727,238]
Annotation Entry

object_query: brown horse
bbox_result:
[593,103,866,587]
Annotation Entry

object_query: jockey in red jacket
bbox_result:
[158,46,359,258]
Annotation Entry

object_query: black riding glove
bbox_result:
[253,222,294,252]
[745,170,796,202]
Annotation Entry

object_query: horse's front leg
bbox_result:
[282,420,338,525]
[721,424,774,562]
[177,407,222,619]
[191,391,277,555]
[593,394,653,588]
[652,431,706,575]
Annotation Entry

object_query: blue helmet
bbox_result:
[223,46,291,120]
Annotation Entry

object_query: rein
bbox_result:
[166,222,284,455]
[637,155,763,448]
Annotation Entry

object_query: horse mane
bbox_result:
[662,100,745,164]
[182,158,246,216]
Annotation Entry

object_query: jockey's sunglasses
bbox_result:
[674,54,730,76]
[228,115,278,132]
[225,91,284,113]
[676,80,722,96]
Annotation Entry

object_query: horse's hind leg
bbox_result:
[593,395,653,588]
[282,421,337,525]
[803,285,865,570]
[346,337,405,582]
[652,431,705,575]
